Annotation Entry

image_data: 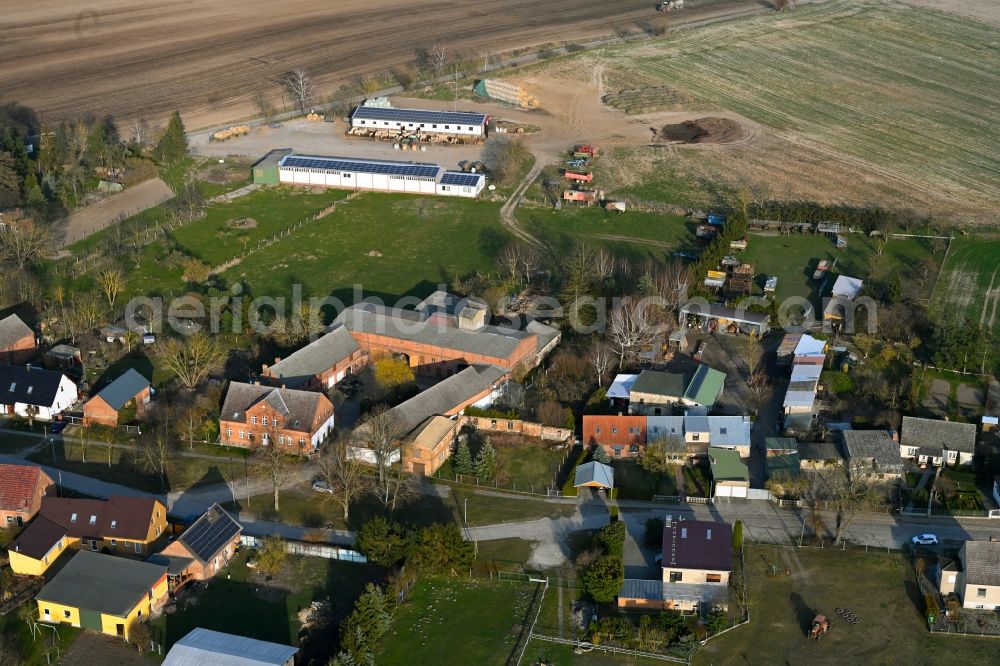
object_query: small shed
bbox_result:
[43,344,81,369]
[574,461,615,490]
[668,330,688,351]
[252,148,293,185]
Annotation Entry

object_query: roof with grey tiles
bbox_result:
[963,540,1000,587]
[266,326,359,388]
[389,364,506,435]
[901,416,976,454]
[0,314,32,349]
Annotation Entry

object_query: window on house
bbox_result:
[5,516,11,524]
[670,571,683,582]
[692,433,700,441]
[239,431,245,439]
[706,573,722,583]
[978,588,988,598]
[299,438,305,447]
[507,421,514,430]
[110,520,117,529]
[135,543,142,553]
[611,427,618,434]
[251,416,257,424]
[43,608,50,616]
[111,539,117,546]
[137,609,142,618]
[595,427,601,434]
[226,428,232,438]
[261,417,268,426]
[89,515,97,525]
[719,428,727,435]
[629,445,640,454]
[64,610,71,618]
[70,513,77,523]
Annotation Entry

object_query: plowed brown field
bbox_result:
[1,0,767,129]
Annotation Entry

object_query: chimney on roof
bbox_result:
[890,430,899,442]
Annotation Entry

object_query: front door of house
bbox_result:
[116,623,125,636]
[79,608,102,631]
[412,462,425,476]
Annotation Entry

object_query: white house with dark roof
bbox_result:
[0,365,77,420]
[899,416,976,467]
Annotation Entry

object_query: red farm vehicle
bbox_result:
[564,170,594,183]
[573,144,599,158]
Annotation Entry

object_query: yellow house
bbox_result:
[35,550,168,640]
[7,516,72,576]
[8,495,168,576]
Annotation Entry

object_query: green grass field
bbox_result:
[222,193,510,303]
[378,577,535,665]
[611,460,677,500]
[171,187,351,267]
[933,237,1000,335]
[595,0,1000,221]
[740,232,937,304]
[694,545,998,665]
[522,206,694,256]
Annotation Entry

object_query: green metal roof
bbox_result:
[708,447,748,482]
[764,437,798,452]
[683,365,726,407]
[631,370,688,398]
[766,453,801,478]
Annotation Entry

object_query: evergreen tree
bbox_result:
[473,439,497,480]
[24,171,44,208]
[338,583,390,666]
[592,445,611,465]
[153,111,188,165]
[453,439,474,476]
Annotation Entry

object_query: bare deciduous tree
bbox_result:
[0,224,51,271]
[253,91,276,124]
[96,268,125,310]
[589,342,614,387]
[481,137,529,186]
[655,259,690,316]
[159,332,228,390]
[810,462,887,545]
[283,69,316,115]
[140,413,174,490]
[608,298,658,368]
[131,117,150,148]
[428,43,451,79]
[520,245,541,283]
[498,243,522,283]
[595,249,616,284]
[357,407,405,507]
[746,365,768,417]
[317,440,371,522]
[253,424,295,512]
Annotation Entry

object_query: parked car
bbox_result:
[49,421,67,434]
[693,340,708,362]
[911,533,939,546]
[312,480,333,494]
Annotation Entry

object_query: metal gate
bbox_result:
[79,607,102,631]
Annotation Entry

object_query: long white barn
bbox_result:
[277,154,485,198]
[350,106,489,138]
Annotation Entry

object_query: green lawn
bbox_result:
[739,232,935,304]
[171,187,351,267]
[0,612,81,665]
[496,442,567,492]
[611,460,677,500]
[26,439,235,493]
[453,488,578,526]
[694,545,999,665]
[933,237,1000,336]
[0,431,43,454]
[223,193,510,304]
[378,577,535,666]
[149,549,385,660]
[476,538,535,570]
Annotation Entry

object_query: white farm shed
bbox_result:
[350,106,489,138]
[277,154,484,198]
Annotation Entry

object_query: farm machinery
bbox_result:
[656,1,684,11]
[808,615,832,641]
[573,144,599,158]
[563,170,594,183]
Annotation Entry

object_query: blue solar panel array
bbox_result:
[352,106,488,126]
[440,172,483,187]
[280,155,440,178]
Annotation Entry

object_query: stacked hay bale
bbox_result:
[211,125,250,141]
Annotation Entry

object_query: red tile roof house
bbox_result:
[0,463,55,528]
[583,415,647,458]
[619,518,732,613]
[219,382,335,455]
[82,368,152,427]
[0,314,36,365]
[150,504,242,594]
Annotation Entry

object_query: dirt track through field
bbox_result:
[1,0,765,128]
[59,177,174,248]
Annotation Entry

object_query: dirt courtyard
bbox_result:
[3,0,752,129]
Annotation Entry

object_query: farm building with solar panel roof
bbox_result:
[275,153,486,198]
[350,105,489,138]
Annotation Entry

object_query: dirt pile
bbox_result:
[657,117,744,144]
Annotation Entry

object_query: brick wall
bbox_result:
[461,415,572,442]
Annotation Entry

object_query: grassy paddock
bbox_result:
[694,544,999,665]
[378,577,535,666]
[933,237,1000,336]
